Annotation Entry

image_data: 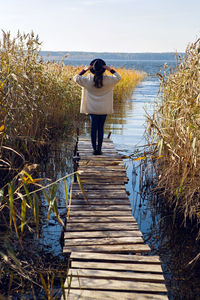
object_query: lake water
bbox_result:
[39,57,200,300]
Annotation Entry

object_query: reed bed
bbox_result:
[0,30,146,298]
[113,67,146,102]
[0,31,145,148]
[146,39,200,228]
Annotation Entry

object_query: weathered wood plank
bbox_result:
[79,180,129,185]
[71,183,126,190]
[79,150,118,154]
[65,230,143,239]
[66,223,139,231]
[63,244,151,253]
[79,156,121,160]
[79,163,123,172]
[65,236,144,246]
[79,172,127,177]
[69,205,132,211]
[70,199,131,206]
[64,289,168,300]
[65,277,167,293]
[79,159,124,168]
[67,210,133,217]
[68,268,165,283]
[67,216,136,223]
[71,261,162,273]
[70,252,161,264]
[72,192,128,199]
[72,194,129,200]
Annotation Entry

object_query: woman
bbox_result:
[73,58,121,155]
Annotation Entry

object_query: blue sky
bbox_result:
[0,0,199,52]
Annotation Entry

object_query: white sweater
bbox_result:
[73,72,121,114]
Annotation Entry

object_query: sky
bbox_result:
[0,0,200,53]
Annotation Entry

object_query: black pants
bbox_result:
[89,114,107,151]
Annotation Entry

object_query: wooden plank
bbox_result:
[78,145,116,149]
[79,161,124,166]
[68,268,165,283]
[78,167,126,172]
[79,149,118,153]
[72,192,128,199]
[67,216,136,223]
[70,199,131,206]
[79,156,121,160]
[66,223,139,231]
[69,205,132,211]
[72,195,129,200]
[79,179,128,184]
[71,261,162,273]
[65,289,168,300]
[79,172,127,177]
[65,277,167,293]
[72,195,130,199]
[78,168,126,172]
[71,183,126,190]
[63,244,151,253]
[79,176,128,180]
[67,210,133,217]
[65,236,144,246]
[72,186,127,191]
[70,252,161,264]
[78,144,115,147]
[65,230,143,239]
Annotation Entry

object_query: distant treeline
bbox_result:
[40,51,184,61]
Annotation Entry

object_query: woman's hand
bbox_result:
[103,65,113,72]
[84,65,93,72]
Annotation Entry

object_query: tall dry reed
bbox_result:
[113,67,146,102]
[0,31,145,146]
[146,39,200,227]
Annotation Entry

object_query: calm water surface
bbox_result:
[40,59,200,300]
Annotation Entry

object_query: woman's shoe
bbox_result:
[96,150,102,155]
[93,150,99,155]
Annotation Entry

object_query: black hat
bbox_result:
[90,58,106,74]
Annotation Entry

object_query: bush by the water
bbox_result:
[147,39,200,228]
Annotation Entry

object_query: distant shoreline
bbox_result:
[40,51,183,61]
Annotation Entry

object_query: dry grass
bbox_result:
[146,39,200,226]
[0,30,145,147]
[113,67,146,102]
[0,31,81,142]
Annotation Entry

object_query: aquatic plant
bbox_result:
[0,164,82,298]
[146,38,200,229]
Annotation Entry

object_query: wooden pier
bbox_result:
[63,137,168,299]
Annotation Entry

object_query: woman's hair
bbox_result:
[90,58,106,88]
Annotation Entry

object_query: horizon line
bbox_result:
[40,50,184,54]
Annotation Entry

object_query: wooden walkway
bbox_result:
[63,137,168,299]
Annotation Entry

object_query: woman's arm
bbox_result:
[103,65,117,74]
[73,65,93,87]
[78,65,93,76]
[104,65,121,83]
